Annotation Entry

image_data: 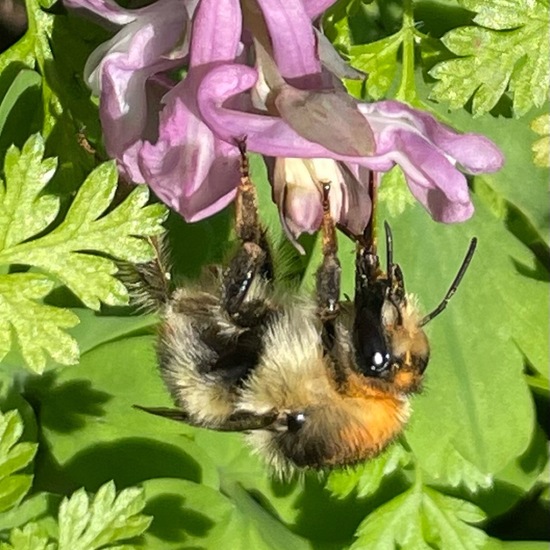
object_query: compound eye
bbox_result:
[354,291,394,377]
[287,412,306,433]
[370,351,391,373]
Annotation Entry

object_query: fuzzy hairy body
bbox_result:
[156,267,423,475]
[130,144,473,475]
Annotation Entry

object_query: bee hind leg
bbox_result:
[222,139,273,321]
[316,182,342,348]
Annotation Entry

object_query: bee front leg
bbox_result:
[223,139,273,320]
[316,183,342,348]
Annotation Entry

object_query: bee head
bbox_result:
[351,222,429,395]
[352,265,429,395]
[351,222,476,395]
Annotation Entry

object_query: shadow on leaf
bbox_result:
[24,371,111,433]
[277,470,409,547]
[56,438,202,492]
[145,493,215,543]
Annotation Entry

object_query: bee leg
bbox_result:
[134,405,278,432]
[119,234,172,312]
[316,182,341,348]
[223,139,273,319]
[210,410,279,432]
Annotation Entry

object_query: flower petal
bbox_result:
[85,0,190,92]
[383,130,474,221]
[190,0,242,66]
[315,29,365,80]
[274,84,375,156]
[256,0,321,87]
[198,63,369,158]
[303,0,337,19]
[272,157,372,245]
[338,163,372,235]
[272,157,323,252]
[139,79,241,220]
[64,0,136,26]
[98,55,178,181]
[360,101,504,173]
[198,62,498,206]
[136,0,244,218]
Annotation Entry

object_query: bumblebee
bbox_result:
[134,141,476,474]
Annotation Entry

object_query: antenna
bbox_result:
[420,237,478,326]
[384,221,394,273]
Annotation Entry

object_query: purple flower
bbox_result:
[65,0,198,182]
[273,157,372,249]
[138,0,244,221]
[65,0,504,242]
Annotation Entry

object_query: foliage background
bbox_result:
[0,0,548,548]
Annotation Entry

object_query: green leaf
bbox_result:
[68,309,157,357]
[0,274,80,372]
[327,444,411,499]
[0,410,37,513]
[0,492,57,533]
[0,138,167,308]
[0,134,167,372]
[0,70,42,140]
[349,32,402,99]
[57,481,152,550]
[429,0,549,116]
[0,135,58,249]
[352,484,488,550]
[0,523,54,550]
[500,543,550,550]
[29,334,221,492]
[141,477,312,550]
[377,166,416,218]
[375,195,539,488]
[469,426,549,519]
[530,113,549,168]
[420,444,494,492]
[140,478,234,549]
[214,480,311,550]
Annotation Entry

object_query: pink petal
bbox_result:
[303,0,337,19]
[274,84,375,156]
[190,0,242,66]
[135,0,243,218]
[139,73,241,220]
[197,63,364,158]
[338,164,372,235]
[99,55,177,181]
[64,0,136,26]
[256,0,322,88]
[360,101,504,174]
[383,130,474,221]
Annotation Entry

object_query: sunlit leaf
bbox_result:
[430,0,549,116]
[352,484,488,550]
[0,134,166,371]
[0,410,37,514]
[0,523,54,550]
[530,113,549,168]
[348,33,402,99]
[57,481,151,550]
[327,444,411,499]
[0,274,80,372]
